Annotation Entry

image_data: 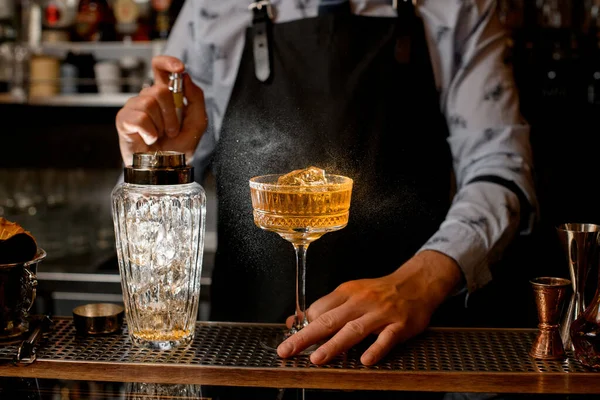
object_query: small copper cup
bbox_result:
[73,303,124,336]
[530,277,571,360]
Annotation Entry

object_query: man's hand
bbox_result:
[277,250,462,365]
[116,56,208,165]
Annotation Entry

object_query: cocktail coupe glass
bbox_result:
[249,169,353,353]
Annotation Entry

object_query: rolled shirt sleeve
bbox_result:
[418,0,538,293]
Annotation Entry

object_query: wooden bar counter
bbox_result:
[0,317,598,396]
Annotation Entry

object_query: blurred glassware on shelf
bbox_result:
[94,59,120,94]
[60,61,78,94]
[0,0,15,94]
[0,167,120,264]
[29,54,60,97]
[66,168,91,256]
[0,42,14,93]
[10,43,29,101]
[536,0,572,29]
[119,56,145,93]
[12,169,43,216]
[583,0,600,33]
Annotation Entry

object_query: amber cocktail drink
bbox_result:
[249,167,353,351]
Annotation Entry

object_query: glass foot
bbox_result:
[260,328,320,355]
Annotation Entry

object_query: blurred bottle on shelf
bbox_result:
[19,0,43,50]
[133,0,152,41]
[533,0,580,107]
[73,0,116,42]
[582,0,600,105]
[29,54,60,97]
[536,0,572,29]
[498,0,525,33]
[0,0,16,93]
[41,0,77,42]
[60,59,78,94]
[0,0,17,43]
[11,44,29,100]
[150,0,170,40]
[583,0,600,32]
[94,59,120,93]
[113,0,140,41]
[64,51,98,93]
[119,56,145,92]
[150,0,183,40]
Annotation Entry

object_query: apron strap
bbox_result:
[249,1,273,82]
[394,0,417,64]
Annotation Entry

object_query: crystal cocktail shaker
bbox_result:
[112,151,206,350]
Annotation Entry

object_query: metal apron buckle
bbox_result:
[248,1,274,20]
[249,0,273,82]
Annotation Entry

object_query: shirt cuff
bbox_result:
[418,222,491,294]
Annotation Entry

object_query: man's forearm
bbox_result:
[390,249,463,311]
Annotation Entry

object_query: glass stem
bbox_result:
[292,243,310,333]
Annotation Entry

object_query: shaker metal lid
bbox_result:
[124,151,194,185]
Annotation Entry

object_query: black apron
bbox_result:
[210,1,451,323]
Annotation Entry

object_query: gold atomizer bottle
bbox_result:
[168,72,184,127]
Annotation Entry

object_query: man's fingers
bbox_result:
[152,55,186,86]
[181,74,207,131]
[283,291,350,343]
[309,314,381,365]
[119,110,160,146]
[305,291,349,323]
[175,74,208,146]
[124,93,166,138]
[360,323,407,366]
[139,86,179,137]
[277,304,359,358]
[182,73,204,106]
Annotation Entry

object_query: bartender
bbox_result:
[115,0,537,367]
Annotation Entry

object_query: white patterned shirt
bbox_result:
[163,0,538,295]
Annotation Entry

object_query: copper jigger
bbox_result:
[556,223,600,351]
[530,277,571,360]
